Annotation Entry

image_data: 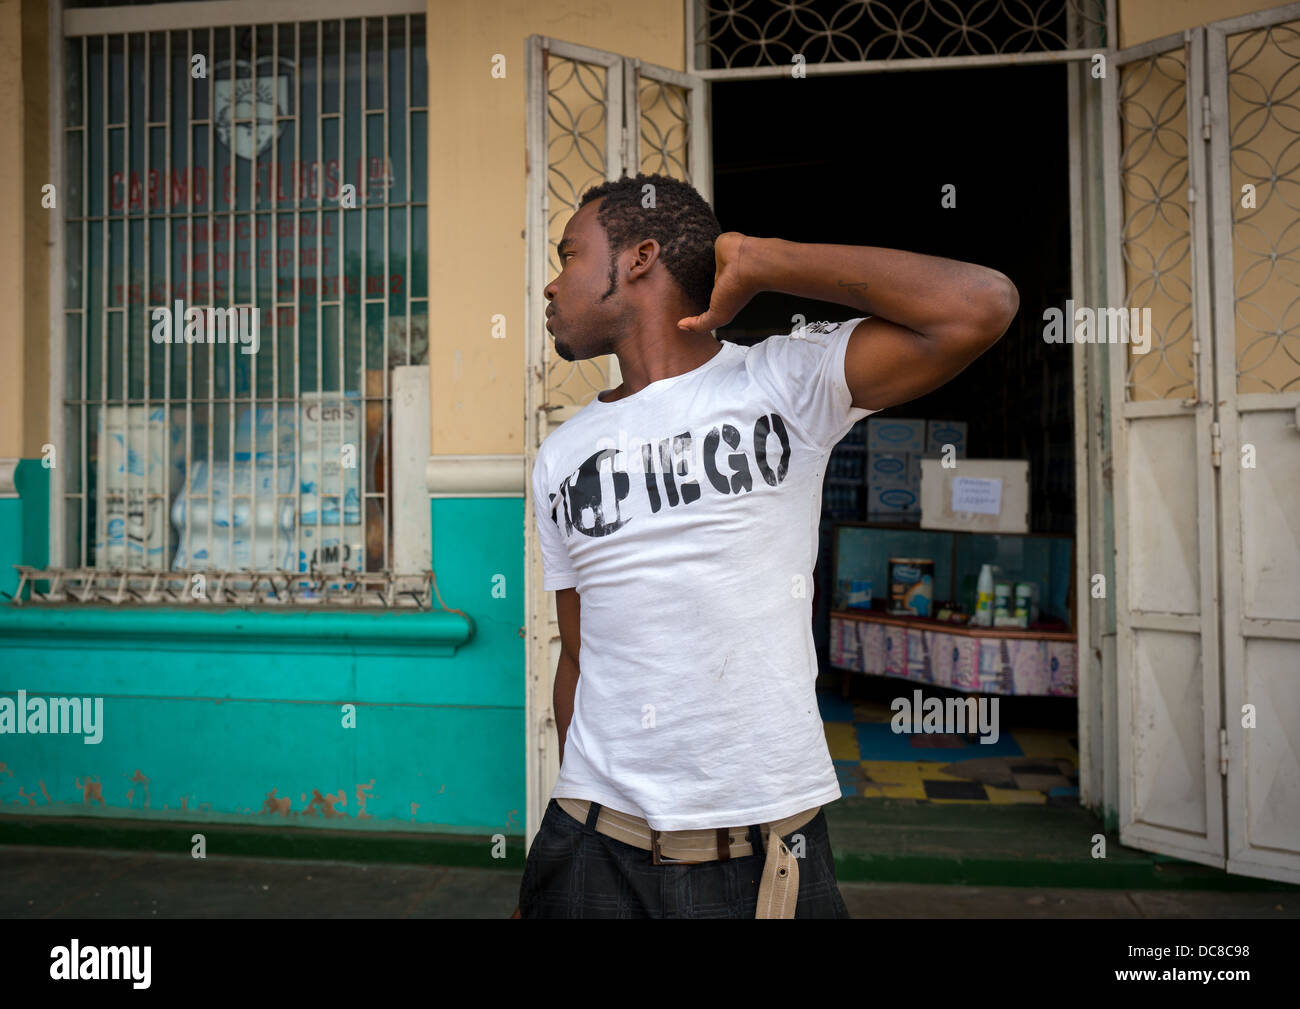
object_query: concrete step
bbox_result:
[2,845,1295,919]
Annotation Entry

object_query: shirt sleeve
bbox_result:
[747,317,877,452]
[532,453,579,592]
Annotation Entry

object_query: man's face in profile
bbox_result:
[544,197,625,362]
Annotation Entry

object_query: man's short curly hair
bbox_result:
[578,173,721,315]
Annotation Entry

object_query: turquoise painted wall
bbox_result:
[0,495,525,837]
[0,459,48,602]
[0,499,19,603]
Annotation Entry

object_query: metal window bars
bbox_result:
[58,16,428,598]
[11,565,434,609]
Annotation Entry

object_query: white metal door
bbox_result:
[522,37,711,844]
[1103,27,1226,869]
[1208,4,1300,886]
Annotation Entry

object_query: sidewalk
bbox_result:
[2,844,1296,918]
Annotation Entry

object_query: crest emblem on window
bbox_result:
[213,58,293,160]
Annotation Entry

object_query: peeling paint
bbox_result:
[302,788,347,818]
[262,788,292,817]
[75,776,105,806]
[355,779,375,819]
[0,763,13,778]
[39,780,50,803]
[409,802,419,819]
[124,768,150,808]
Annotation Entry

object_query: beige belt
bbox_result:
[556,797,819,919]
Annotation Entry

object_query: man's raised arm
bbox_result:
[679,233,1019,411]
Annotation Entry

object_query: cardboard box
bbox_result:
[299,392,362,527]
[170,459,297,571]
[867,451,909,486]
[867,483,920,515]
[96,405,170,569]
[906,453,922,489]
[925,420,968,459]
[867,417,925,454]
[297,524,366,574]
[919,458,1030,533]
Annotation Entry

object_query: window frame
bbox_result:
[47,0,427,603]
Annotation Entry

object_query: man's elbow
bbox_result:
[969,274,1018,349]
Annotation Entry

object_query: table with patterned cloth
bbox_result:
[830,612,1077,697]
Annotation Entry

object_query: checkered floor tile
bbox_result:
[820,688,1079,804]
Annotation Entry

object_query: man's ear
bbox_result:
[629,238,661,279]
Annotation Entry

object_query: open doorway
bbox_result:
[712,62,1078,808]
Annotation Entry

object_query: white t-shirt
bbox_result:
[532,317,876,830]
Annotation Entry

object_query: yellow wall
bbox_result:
[4,1,1289,460]
[426,0,683,455]
[0,0,49,460]
[0,0,25,458]
[22,0,48,461]
[1119,0,1285,47]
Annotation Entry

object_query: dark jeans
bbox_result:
[518,798,851,918]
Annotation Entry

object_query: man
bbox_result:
[514,172,1018,918]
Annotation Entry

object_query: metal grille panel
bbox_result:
[60,16,428,589]
[638,75,690,177]
[1224,19,1300,395]
[13,565,434,609]
[540,47,703,418]
[543,50,618,412]
[1117,48,1197,402]
[692,0,1108,71]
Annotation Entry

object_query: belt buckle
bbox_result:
[650,828,701,866]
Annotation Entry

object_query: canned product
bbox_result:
[1014,581,1037,627]
[993,580,1015,627]
[888,557,934,617]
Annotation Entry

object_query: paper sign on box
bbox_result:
[952,476,1002,515]
[920,458,1029,533]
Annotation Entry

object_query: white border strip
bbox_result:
[48,0,66,562]
[0,458,18,498]
[426,455,525,498]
